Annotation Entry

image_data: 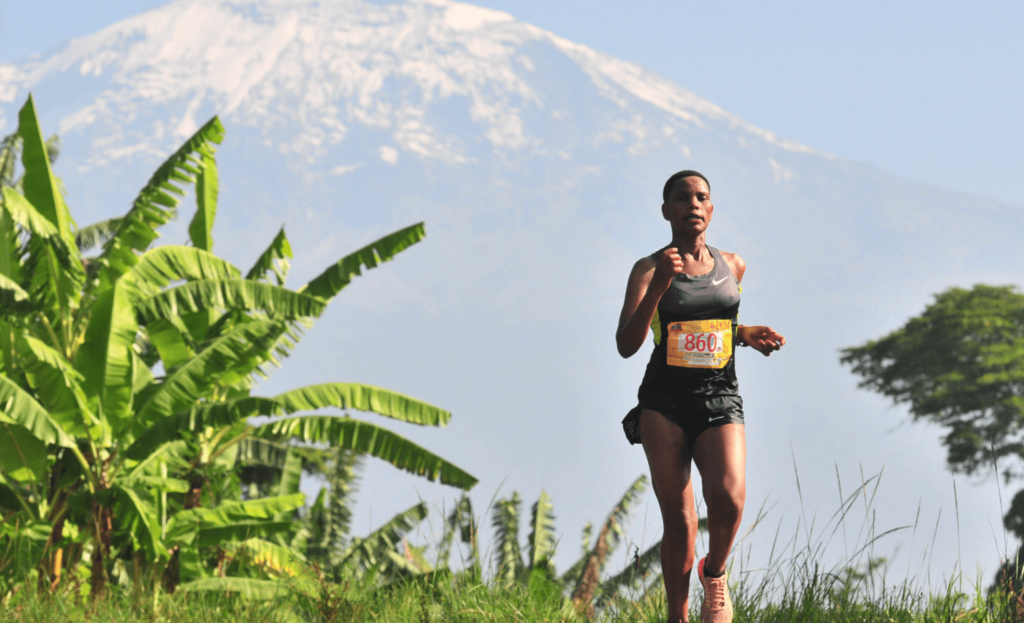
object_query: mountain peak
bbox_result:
[0,0,812,167]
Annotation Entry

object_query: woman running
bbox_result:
[616,170,785,623]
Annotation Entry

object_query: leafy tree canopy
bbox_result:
[840,284,1024,479]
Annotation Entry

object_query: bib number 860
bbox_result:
[681,332,724,353]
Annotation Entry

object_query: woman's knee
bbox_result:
[662,503,700,535]
[704,482,746,518]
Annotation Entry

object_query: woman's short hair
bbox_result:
[662,170,710,203]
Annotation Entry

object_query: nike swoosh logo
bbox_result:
[711,276,729,286]
[708,415,726,422]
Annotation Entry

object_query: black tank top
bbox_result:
[638,245,741,396]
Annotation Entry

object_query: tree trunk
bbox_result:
[90,542,104,600]
[162,474,204,593]
[89,501,112,600]
[162,547,180,594]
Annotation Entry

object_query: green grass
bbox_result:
[0,587,281,623]
[4,467,1021,622]
[2,567,1023,623]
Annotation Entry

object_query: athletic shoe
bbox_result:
[697,557,733,623]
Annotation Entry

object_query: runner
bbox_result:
[616,170,785,623]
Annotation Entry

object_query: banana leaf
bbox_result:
[230,537,310,578]
[136,279,325,322]
[337,501,428,572]
[111,482,169,560]
[126,245,239,290]
[273,383,451,427]
[276,449,302,498]
[126,382,452,460]
[188,152,217,251]
[1,187,58,239]
[17,97,83,337]
[116,475,190,493]
[253,416,477,490]
[235,437,290,468]
[0,473,26,512]
[0,373,75,448]
[123,397,281,460]
[177,576,293,599]
[491,492,524,583]
[91,116,224,291]
[133,319,279,427]
[18,335,93,435]
[75,217,122,252]
[4,518,50,581]
[0,205,24,314]
[73,282,138,428]
[0,273,33,316]
[166,493,306,543]
[146,317,193,369]
[197,521,292,548]
[245,227,291,285]
[300,222,425,301]
[528,489,557,571]
[0,421,46,482]
[17,96,73,244]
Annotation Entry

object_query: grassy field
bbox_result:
[4,467,1021,622]
[2,565,1022,623]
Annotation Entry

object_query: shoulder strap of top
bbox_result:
[708,245,734,280]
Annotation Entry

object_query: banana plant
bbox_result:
[596,538,663,607]
[478,488,558,587]
[179,446,435,598]
[0,95,477,598]
[566,475,648,612]
[301,447,363,569]
[491,491,526,584]
[471,478,651,614]
[437,493,480,577]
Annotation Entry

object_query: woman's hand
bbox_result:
[738,325,786,357]
[651,247,683,293]
[616,251,680,358]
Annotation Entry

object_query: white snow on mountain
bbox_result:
[0,0,812,172]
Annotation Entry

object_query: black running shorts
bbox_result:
[622,392,744,450]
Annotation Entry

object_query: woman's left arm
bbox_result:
[721,251,786,357]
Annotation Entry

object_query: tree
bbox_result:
[0,94,477,598]
[839,285,1024,477]
[839,284,1024,589]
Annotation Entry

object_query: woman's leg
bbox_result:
[691,423,746,576]
[641,409,700,623]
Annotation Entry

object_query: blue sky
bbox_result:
[2,0,1022,207]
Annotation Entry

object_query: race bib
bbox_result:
[667,319,733,369]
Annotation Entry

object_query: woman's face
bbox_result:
[662,176,713,236]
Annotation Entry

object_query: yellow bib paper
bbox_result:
[667,319,733,369]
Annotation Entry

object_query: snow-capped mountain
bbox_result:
[2,0,1019,579]
[1,0,808,165]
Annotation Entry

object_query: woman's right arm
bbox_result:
[616,249,682,358]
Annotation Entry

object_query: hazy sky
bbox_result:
[1,0,1022,208]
